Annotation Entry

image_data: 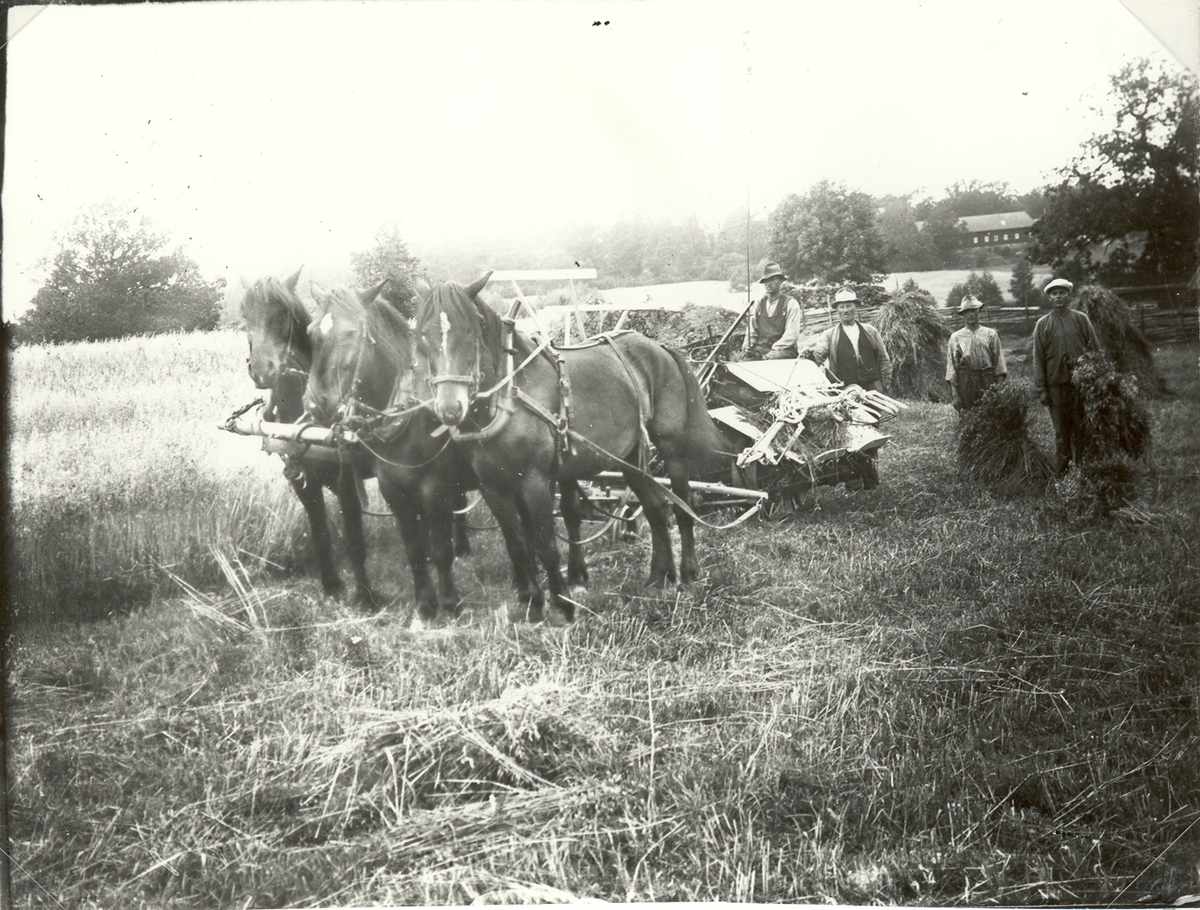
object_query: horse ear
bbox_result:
[360,277,390,303]
[466,271,493,299]
[285,267,303,292]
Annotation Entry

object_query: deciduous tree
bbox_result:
[350,224,424,315]
[14,203,224,345]
[1029,59,1199,285]
[770,181,886,285]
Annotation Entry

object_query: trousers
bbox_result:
[1046,383,1085,474]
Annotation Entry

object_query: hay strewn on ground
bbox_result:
[874,288,952,401]
[1074,285,1167,397]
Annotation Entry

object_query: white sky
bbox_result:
[3,0,1195,320]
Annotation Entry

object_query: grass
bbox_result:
[5,331,1199,906]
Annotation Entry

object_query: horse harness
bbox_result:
[444,307,650,471]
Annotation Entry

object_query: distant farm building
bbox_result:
[958,211,1036,248]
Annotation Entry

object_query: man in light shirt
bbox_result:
[740,261,803,360]
[946,294,1007,411]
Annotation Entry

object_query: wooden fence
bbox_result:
[831,303,1198,345]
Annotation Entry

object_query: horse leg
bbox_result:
[485,486,545,623]
[558,479,590,592]
[452,488,471,557]
[291,469,343,597]
[668,468,700,584]
[520,475,574,623]
[424,480,462,617]
[379,481,439,621]
[623,471,678,588]
[336,466,379,611]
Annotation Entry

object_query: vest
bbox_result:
[751,296,790,349]
[833,323,881,385]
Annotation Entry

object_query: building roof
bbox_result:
[958,211,1036,232]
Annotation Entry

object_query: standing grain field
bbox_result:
[5,330,1199,907]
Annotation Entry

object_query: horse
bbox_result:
[414,273,730,624]
[240,269,385,610]
[303,284,477,623]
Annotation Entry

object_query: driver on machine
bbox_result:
[738,261,803,360]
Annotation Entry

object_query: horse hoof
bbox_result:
[567,584,589,603]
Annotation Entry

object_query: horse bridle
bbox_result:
[424,313,483,399]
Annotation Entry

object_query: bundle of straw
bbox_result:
[874,289,952,401]
[1070,350,1152,463]
[1074,285,1167,397]
[957,380,1053,492]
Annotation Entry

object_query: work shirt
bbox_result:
[946,325,1007,382]
[745,294,802,357]
[1032,306,1100,393]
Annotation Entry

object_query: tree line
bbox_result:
[8,59,1195,346]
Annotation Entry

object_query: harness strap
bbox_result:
[597,335,653,473]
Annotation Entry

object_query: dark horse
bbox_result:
[241,269,383,609]
[303,284,476,623]
[414,273,729,623]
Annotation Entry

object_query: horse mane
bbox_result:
[363,298,414,375]
[248,276,311,332]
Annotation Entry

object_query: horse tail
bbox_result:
[662,345,735,471]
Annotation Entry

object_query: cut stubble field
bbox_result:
[5,325,1199,907]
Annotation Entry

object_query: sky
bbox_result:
[3,0,1195,320]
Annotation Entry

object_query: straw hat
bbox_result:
[957,294,983,313]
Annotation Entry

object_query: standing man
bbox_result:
[946,294,1007,411]
[803,287,892,491]
[741,262,803,360]
[1032,277,1101,475]
[805,287,892,393]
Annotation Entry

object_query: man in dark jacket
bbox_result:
[1032,277,1101,474]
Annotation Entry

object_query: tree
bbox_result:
[1009,255,1039,309]
[1029,58,1199,286]
[769,181,887,285]
[875,193,941,272]
[946,271,1004,309]
[14,203,224,344]
[350,224,424,315]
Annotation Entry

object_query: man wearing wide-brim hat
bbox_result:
[946,293,1007,411]
[739,261,803,360]
[1032,277,1101,474]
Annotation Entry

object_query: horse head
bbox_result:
[241,267,309,390]
[304,282,413,428]
[414,272,495,427]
